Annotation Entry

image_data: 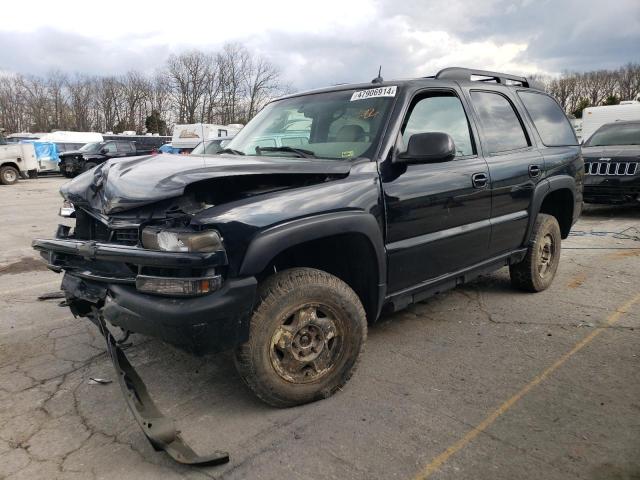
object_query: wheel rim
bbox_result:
[269,304,344,384]
[537,233,555,278]
[3,169,17,183]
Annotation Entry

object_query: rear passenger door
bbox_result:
[466,88,544,256]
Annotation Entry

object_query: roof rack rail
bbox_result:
[435,67,545,90]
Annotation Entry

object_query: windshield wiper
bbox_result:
[256,146,316,158]
[218,148,245,155]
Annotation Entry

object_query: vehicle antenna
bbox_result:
[372,66,383,84]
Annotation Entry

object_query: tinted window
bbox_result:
[402,94,475,157]
[117,142,133,153]
[470,91,529,154]
[518,91,577,146]
[103,142,117,153]
[584,123,640,147]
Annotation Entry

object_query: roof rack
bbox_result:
[435,67,545,90]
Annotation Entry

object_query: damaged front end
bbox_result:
[32,154,352,465]
[33,201,255,465]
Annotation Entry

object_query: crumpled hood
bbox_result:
[61,154,352,214]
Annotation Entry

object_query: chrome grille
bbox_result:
[585,161,638,176]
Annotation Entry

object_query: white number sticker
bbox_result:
[350,86,397,101]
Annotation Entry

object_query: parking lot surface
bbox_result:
[1,176,639,480]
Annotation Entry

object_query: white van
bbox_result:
[582,101,640,142]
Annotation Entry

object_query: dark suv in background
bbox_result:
[582,120,640,204]
[58,140,157,177]
[34,67,582,465]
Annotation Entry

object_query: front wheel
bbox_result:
[509,213,561,292]
[235,268,367,408]
[83,162,97,172]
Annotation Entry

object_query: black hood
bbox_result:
[61,154,352,214]
[582,145,640,159]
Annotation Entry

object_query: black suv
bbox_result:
[34,68,582,464]
[58,140,156,177]
[582,121,640,204]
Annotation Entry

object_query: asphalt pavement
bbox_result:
[1,177,639,480]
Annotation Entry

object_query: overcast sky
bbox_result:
[1,0,638,91]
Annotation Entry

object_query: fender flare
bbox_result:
[239,211,387,317]
[240,211,386,278]
[524,176,576,244]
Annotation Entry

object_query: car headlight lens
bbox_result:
[141,227,223,253]
[59,200,75,218]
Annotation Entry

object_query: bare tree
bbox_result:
[616,63,640,101]
[166,51,213,123]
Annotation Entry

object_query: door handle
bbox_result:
[472,172,488,188]
[529,164,541,178]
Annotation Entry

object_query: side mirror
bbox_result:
[396,132,456,164]
[100,147,109,155]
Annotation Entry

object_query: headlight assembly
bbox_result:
[141,227,223,253]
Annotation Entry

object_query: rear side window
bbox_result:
[117,142,133,153]
[470,91,529,154]
[518,91,577,146]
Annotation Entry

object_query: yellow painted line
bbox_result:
[414,291,640,480]
[0,280,61,298]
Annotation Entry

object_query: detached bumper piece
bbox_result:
[90,308,230,466]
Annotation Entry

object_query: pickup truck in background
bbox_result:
[0,133,39,185]
[58,140,157,177]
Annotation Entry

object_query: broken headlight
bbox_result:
[141,227,223,253]
[59,200,75,218]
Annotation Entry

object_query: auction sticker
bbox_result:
[350,86,397,101]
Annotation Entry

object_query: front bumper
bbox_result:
[33,231,257,354]
[583,175,640,204]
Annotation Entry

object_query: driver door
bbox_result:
[383,90,492,293]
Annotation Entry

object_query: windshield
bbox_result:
[191,139,229,155]
[79,142,101,152]
[585,123,640,146]
[224,87,397,160]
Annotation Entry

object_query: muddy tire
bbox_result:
[235,268,367,408]
[510,213,561,292]
[0,165,19,185]
[83,162,97,172]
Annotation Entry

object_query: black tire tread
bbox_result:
[0,166,19,185]
[235,267,366,408]
[509,213,561,292]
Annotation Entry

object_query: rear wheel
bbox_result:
[509,213,561,292]
[235,268,367,407]
[0,166,19,185]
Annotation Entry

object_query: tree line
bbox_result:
[538,62,640,118]
[0,43,288,135]
[1,49,638,135]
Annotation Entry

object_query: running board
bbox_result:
[91,309,230,466]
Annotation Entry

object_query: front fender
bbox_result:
[239,211,386,283]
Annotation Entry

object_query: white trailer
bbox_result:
[172,124,242,150]
[582,101,640,142]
